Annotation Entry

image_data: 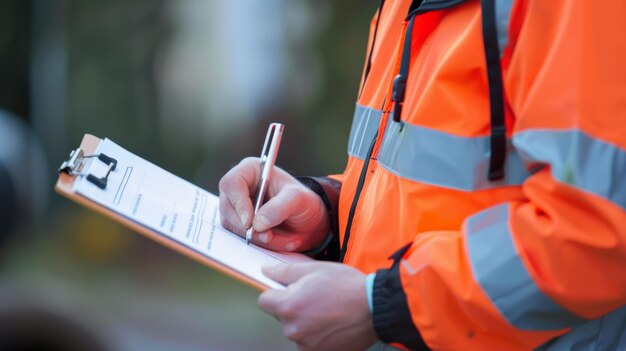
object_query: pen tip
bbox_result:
[245,228,252,245]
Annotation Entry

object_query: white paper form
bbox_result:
[73,138,311,289]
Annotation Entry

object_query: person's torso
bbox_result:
[339,0,527,271]
[336,1,626,350]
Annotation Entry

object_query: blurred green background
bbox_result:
[0,1,377,350]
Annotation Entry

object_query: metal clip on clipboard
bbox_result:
[58,148,117,189]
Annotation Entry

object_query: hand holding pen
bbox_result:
[218,123,331,252]
[247,123,284,244]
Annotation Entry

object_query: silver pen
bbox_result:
[247,123,284,244]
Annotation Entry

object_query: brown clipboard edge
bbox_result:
[55,134,271,292]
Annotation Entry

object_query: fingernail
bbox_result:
[284,240,300,251]
[239,213,249,227]
[257,232,270,244]
[253,215,271,231]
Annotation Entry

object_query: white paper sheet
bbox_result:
[73,138,312,289]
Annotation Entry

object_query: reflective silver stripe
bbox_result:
[466,204,587,330]
[348,104,626,205]
[347,104,530,190]
[535,305,626,351]
[348,104,382,159]
[495,0,513,56]
[377,119,530,191]
[514,130,626,210]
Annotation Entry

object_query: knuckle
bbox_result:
[239,157,260,172]
[257,294,271,311]
[241,156,259,165]
[276,299,298,319]
[220,158,255,191]
[283,323,303,342]
[231,197,246,212]
[275,303,291,317]
[218,175,233,193]
[290,186,312,207]
[284,183,303,195]
[289,189,305,204]
[293,183,308,194]
[258,292,282,316]
[281,264,294,279]
[218,193,229,208]
[237,156,261,172]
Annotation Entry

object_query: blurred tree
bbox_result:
[0,2,384,350]
[65,0,169,161]
[284,1,378,176]
[0,0,31,123]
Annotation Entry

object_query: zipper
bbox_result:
[341,1,473,263]
[339,131,378,262]
[340,9,414,263]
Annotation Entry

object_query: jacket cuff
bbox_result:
[296,176,341,261]
[372,244,431,350]
[366,273,376,312]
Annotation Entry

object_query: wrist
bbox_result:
[296,176,341,260]
[301,229,333,257]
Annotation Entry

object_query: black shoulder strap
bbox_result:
[481,0,507,181]
[391,14,416,122]
[392,0,506,181]
[392,0,469,123]
[408,0,467,17]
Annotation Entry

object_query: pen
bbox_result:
[247,123,284,245]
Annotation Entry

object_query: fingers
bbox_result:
[219,157,327,249]
[262,262,321,285]
[259,288,322,350]
[252,185,314,233]
[218,157,261,231]
[250,184,326,251]
[258,288,287,318]
[252,229,301,251]
[258,263,374,351]
[219,195,245,236]
[258,289,308,344]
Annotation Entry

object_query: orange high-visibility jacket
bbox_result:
[308,0,626,350]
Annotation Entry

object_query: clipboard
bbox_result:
[55,134,310,291]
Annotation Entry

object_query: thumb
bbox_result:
[262,262,320,285]
[253,185,316,232]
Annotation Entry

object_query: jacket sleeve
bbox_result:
[371,1,626,350]
[297,176,342,261]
